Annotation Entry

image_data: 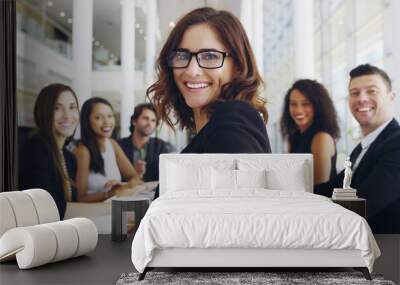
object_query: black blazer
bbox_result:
[315,119,400,233]
[182,100,271,153]
[153,100,271,199]
[19,134,77,219]
[118,137,175,182]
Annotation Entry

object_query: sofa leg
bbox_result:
[354,267,371,280]
[138,268,148,281]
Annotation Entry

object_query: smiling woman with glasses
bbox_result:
[147,7,271,197]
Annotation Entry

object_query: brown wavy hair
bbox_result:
[34,83,79,201]
[146,7,267,131]
[280,79,340,139]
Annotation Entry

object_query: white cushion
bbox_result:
[266,166,307,192]
[167,162,212,191]
[0,191,39,227]
[236,169,267,189]
[64,218,98,257]
[42,222,79,262]
[212,169,267,190]
[160,154,236,195]
[0,196,17,237]
[238,159,309,192]
[0,189,59,237]
[159,154,313,194]
[0,226,57,269]
[212,168,237,190]
[24,189,60,223]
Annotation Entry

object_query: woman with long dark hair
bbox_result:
[147,7,271,154]
[19,83,79,219]
[74,97,142,202]
[280,79,340,184]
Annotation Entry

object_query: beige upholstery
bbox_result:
[0,189,98,269]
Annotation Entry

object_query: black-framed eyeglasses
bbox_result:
[168,49,231,69]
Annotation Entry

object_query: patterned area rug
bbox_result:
[116,271,396,285]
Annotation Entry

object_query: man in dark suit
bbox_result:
[118,103,175,182]
[315,64,400,234]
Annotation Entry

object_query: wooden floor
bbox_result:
[0,235,133,285]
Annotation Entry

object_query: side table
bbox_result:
[111,194,153,242]
[332,197,366,218]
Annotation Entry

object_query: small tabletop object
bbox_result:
[111,192,153,242]
[342,157,353,189]
[331,197,366,218]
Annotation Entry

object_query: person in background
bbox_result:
[315,64,400,233]
[118,103,175,182]
[280,79,340,184]
[146,7,271,198]
[74,97,142,202]
[19,84,79,219]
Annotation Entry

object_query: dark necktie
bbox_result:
[350,143,362,169]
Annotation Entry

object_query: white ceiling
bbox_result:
[24,0,241,61]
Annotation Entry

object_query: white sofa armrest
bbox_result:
[0,218,98,269]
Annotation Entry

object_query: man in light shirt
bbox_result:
[315,64,400,234]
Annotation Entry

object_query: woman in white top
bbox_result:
[74,97,142,202]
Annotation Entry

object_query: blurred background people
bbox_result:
[74,97,142,202]
[19,84,79,219]
[118,103,175,182]
[281,79,340,184]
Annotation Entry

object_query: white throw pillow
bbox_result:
[236,169,267,188]
[211,169,267,191]
[167,163,212,191]
[237,158,309,192]
[266,166,307,191]
[211,168,237,190]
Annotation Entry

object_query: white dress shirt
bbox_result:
[352,118,393,172]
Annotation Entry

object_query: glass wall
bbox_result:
[263,0,295,153]
[16,0,74,132]
[17,0,72,59]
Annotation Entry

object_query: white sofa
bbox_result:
[0,189,98,269]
